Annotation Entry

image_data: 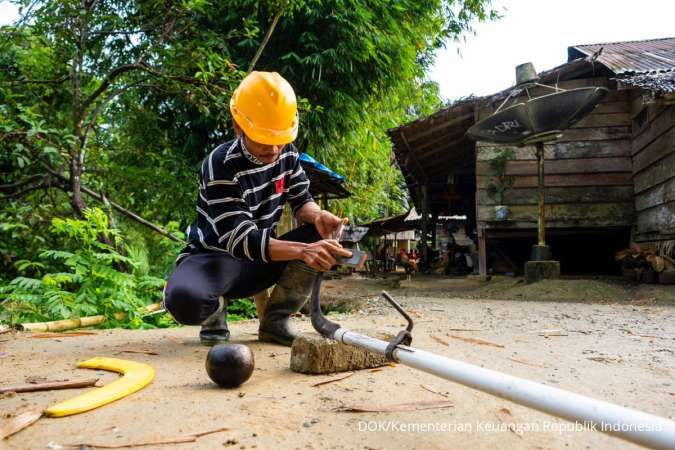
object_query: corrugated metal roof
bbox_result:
[618,72,675,94]
[569,37,675,75]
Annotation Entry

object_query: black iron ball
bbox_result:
[205,344,255,388]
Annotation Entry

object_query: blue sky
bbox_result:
[2,0,674,101]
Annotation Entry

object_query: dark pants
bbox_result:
[164,225,321,325]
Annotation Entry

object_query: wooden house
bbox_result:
[389,38,675,277]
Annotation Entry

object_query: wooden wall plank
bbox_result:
[635,201,675,234]
[476,157,632,176]
[477,202,633,225]
[629,89,646,118]
[557,126,631,142]
[634,178,675,212]
[477,172,633,188]
[570,112,631,129]
[484,220,634,230]
[633,151,675,194]
[476,140,631,161]
[478,186,634,206]
[632,106,675,154]
[588,101,630,114]
[632,125,675,174]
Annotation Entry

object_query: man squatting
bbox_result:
[163,71,352,346]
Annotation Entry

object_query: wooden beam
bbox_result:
[417,136,469,161]
[478,225,487,280]
[412,129,467,155]
[420,184,429,269]
[406,110,474,144]
[398,131,428,184]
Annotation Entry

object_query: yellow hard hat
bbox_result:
[230,71,299,145]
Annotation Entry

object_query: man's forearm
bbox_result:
[295,201,322,225]
[268,238,307,262]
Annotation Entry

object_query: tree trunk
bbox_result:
[69,153,86,217]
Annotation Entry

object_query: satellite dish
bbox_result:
[466,87,608,145]
[464,62,610,271]
[466,61,608,146]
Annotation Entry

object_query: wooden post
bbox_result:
[478,224,487,281]
[420,184,429,270]
[536,142,546,247]
[321,192,329,211]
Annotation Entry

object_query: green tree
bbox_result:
[1,0,498,287]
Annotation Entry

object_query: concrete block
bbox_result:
[290,330,393,374]
[524,260,560,283]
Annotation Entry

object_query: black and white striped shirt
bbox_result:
[179,138,313,262]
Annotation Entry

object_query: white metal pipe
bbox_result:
[334,329,675,450]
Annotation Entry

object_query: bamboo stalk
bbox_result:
[0,378,99,394]
[248,7,284,73]
[17,303,162,333]
[18,316,105,332]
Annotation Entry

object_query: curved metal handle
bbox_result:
[309,273,341,339]
[381,291,414,333]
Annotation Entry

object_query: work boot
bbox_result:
[200,296,230,346]
[258,261,317,346]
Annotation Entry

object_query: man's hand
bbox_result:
[314,210,347,240]
[300,239,352,272]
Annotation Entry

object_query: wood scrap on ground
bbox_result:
[0,409,42,440]
[507,357,549,369]
[495,407,523,438]
[114,350,159,356]
[61,426,230,448]
[335,400,454,413]
[30,332,97,339]
[587,356,623,364]
[446,334,504,348]
[0,378,99,394]
[420,384,451,398]
[311,372,354,387]
[447,328,485,332]
[408,309,424,319]
[620,328,672,340]
[430,335,449,346]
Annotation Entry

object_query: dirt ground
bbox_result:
[2,274,674,450]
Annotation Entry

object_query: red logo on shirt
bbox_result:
[274,177,285,194]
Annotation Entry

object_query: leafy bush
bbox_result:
[227,297,257,322]
[0,208,169,328]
